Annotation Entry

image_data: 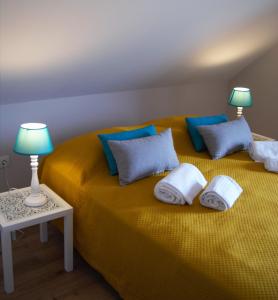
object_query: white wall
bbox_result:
[0,81,228,191]
[2,0,277,104]
[229,43,278,139]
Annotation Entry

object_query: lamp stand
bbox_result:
[237,106,243,118]
[24,155,47,207]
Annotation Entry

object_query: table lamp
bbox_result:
[14,123,54,207]
[228,87,253,118]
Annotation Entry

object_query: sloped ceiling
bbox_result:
[1,0,278,104]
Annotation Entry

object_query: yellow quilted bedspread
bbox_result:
[40,115,278,300]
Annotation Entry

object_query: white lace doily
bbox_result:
[0,188,59,222]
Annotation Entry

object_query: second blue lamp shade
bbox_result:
[228,87,253,118]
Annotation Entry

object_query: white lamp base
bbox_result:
[237,106,243,118]
[24,155,48,207]
[24,193,47,207]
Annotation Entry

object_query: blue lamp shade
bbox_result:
[228,87,253,107]
[14,123,54,155]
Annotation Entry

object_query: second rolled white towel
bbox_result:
[154,163,207,205]
[200,175,243,211]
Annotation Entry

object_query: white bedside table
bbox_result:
[252,132,275,141]
[0,184,73,294]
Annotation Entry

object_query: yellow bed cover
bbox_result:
[40,115,278,300]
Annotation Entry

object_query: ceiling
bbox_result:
[1,0,278,104]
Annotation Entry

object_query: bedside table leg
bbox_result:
[64,212,73,272]
[1,230,14,293]
[11,231,16,241]
[40,222,48,243]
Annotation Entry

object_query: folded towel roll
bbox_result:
[200,175,243,211]
[154,163,207,205]
[249,141,278,162]
[264,158,278,173]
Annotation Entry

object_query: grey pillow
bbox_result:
[197,116,253,160]
[108,128,180,185]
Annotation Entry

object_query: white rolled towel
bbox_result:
[200,175,243,211]
[264,158,278,173]
[249,141,278,162]
[154,163,207,205]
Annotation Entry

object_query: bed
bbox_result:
[40,115,278,300]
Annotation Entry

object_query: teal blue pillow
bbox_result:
[186,114,228,152]
[98,125,157,175]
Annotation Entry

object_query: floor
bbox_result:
[0,224,121,300]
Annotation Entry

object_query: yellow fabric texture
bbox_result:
[40,115,278,300]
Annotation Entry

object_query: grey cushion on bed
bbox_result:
[108,128,179,185]
[197,116,253,160]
